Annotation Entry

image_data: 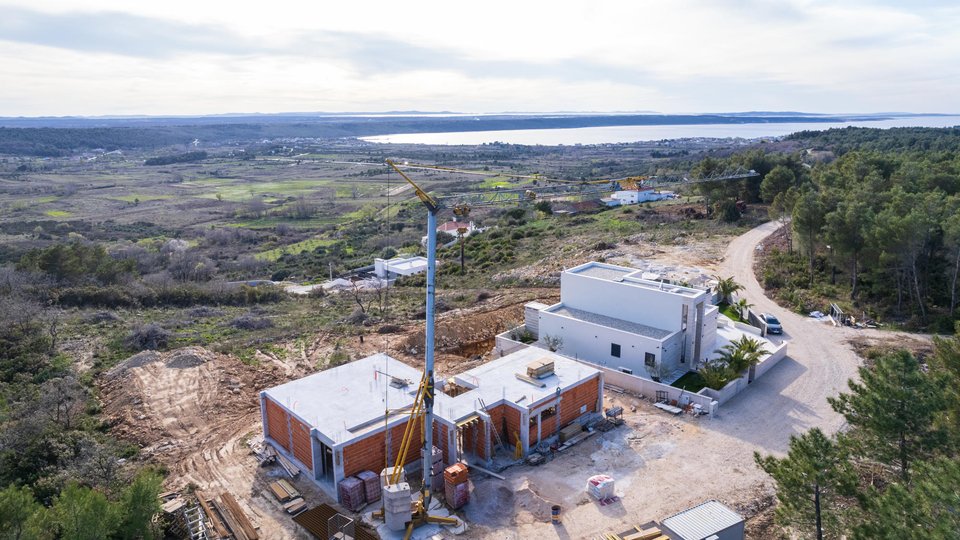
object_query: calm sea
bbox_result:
[361,116,960,146]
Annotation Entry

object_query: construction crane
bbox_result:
[376,159,757,537]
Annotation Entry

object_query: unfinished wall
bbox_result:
[264,397,291,451]
[559,375,601,426]
[290,416,313,472]
[341,420,423,479]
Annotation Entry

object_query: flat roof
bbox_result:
[567,261,707,299]
[547,304,673,340]
[662,500,743,539]
[384,256,427,271]
[262,353,421,446]
[436,346,601,422]
[263,349,602,444]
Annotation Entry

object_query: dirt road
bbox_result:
[469,221,903,540]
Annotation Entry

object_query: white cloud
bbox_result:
[0,0,957,115]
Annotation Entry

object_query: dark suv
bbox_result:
[761,313,783,334]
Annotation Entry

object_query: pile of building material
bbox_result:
[586,474,616,504]
[268,479,306,515]
[276,453,300,477]
[430,446,444,493]
[195,490,260,540]
[596,525,668,540]
[338,476,367,512]
[357,470,381,504]
[526,359,555,379]
[444,463,470,509]
[247,435,276,466]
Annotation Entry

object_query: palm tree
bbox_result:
[714,275,743,305]
[734,298,753,321]
[698,359,733,391]
[727,335,769,383]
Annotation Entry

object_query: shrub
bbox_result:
[230,314,274,330]
[125,323,171,351]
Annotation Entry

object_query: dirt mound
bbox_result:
[98,346,282,463]
[166,347,213,369]
[104,350,161,380]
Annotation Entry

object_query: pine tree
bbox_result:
[828,350,949,483]
[852,457,960,540]
[755,428,857,539]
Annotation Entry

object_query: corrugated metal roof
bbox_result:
[661,500,743,540]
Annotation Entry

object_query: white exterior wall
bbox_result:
[538,309,672,377]
[612,191,639,204]
[699,305,719,362]
[560,271,704,333]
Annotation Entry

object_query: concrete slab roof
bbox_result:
[567,261,708,299]
[547,303,674,340]
[436,346,601,422]
[261,353,421,446]
[384,256,428,273]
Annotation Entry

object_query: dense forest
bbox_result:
[697,126,960,330]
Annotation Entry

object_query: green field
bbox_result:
[186,178,334,201]
[44,210,72,217]
[256,237,338,261]
[480,176,514,189]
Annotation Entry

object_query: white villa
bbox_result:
[528,261,718,382]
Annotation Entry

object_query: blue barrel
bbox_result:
[551,504,561,524]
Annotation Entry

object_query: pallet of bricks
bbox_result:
[356,470,381,505]
[338,476,366,512]
[443,463,469,509]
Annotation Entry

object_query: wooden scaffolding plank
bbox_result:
[221,492,259,540]
[212,498,250,540]
[195,492,229,540]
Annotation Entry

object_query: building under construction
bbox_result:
[259,347,602,497]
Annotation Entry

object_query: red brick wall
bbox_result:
[290,416,313,471]
[264,397,290,451]
[433,421,450,465]
[559,375,601,426]
[342,418,423,479]
[487,404,523,449]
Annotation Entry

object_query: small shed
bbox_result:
[660,500,744,540]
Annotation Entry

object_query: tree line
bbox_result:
[756,330,960,539]
[694,127,960,329]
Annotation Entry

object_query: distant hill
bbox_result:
[0,112,921,156]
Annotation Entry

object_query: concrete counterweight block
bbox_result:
[382,482,412,531]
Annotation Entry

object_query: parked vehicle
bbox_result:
[761,313,783,334]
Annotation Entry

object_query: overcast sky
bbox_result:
[1,0,957,117]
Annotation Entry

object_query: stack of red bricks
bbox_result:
[356,470,381,503]
[443,463,469,509]
[338,476,366,512]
